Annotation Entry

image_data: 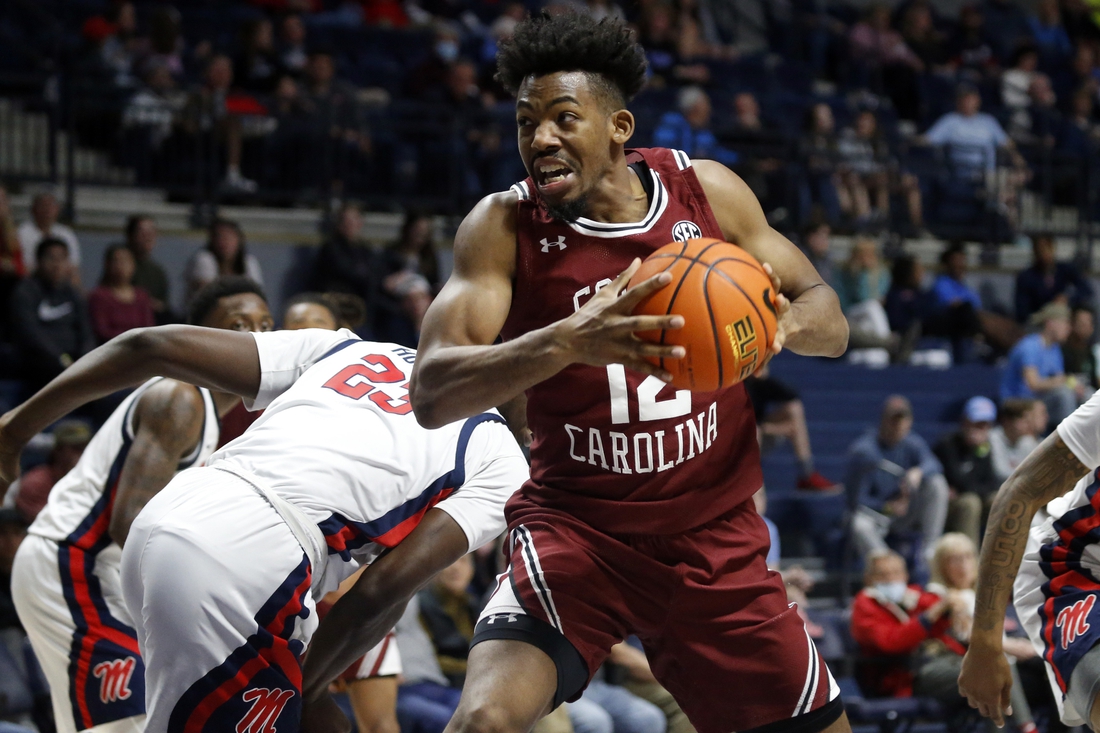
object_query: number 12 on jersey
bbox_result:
[323,354,412,415]
[606,365,692,424]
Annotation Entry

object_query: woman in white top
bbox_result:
[926,533,1039,733]
[184,218,263,304]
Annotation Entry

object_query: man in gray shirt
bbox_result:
[846,395,950,564]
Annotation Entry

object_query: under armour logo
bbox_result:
[486,613,519,624]
[237,688,295,733]
[672,220,703,243]
[540,236,567,253]
[93,656,136,704]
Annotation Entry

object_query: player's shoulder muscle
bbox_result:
[690,159,766,242]
[452,190,519,282]
[132,379,205,452]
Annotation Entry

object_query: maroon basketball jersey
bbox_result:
[501,147,763,535]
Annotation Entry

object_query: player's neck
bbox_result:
[578,163,649,224]
[212,391,243,417]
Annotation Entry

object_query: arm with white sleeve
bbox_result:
[959,392,1100,726]
[0,326,354,495]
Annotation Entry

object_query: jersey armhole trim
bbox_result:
[176,387,213,469]
[510,181,531,201]
[672,149,692,170]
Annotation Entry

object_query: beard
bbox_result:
[542,194,590,223]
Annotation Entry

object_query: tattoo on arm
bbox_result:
[973,434,1088,634]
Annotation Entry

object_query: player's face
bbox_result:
[204,293,275,333]
[284,302,337,331]
[516,72,622,217]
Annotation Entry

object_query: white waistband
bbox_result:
[212,465,328,596]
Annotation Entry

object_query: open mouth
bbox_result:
[533,157,576,194]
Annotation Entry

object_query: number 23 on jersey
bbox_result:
[322,354,413,415]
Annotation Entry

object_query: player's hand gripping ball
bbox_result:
[629,238,778,392]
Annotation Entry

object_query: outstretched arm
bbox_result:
[300,508,470,729]
[108,380,207,547]
[0,326,261,491]
[693,160,848,359]
[959,433,1089,725]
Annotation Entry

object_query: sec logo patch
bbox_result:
[672,220,702,242]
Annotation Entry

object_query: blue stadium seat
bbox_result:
[0,640,33,720]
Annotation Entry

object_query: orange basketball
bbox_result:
[629,238,778,392]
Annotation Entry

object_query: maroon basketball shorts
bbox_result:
[472,499,842,733]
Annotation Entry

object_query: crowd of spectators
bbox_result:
[12,1,1100,730]
[12,0,1100,230]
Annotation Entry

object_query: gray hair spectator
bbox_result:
[846,395,949,568]
[16,192,81,282]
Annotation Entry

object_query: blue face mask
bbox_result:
[876,581,908,605]
[436,39,459,64]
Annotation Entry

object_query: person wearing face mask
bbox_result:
[849,550,958,699]
[406,25,463,99]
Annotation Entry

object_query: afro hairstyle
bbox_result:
[495,12,648,108]
[188,276,268,326]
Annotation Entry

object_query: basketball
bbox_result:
[629,238,779,392]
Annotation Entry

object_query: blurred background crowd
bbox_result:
[3,1,1100,733]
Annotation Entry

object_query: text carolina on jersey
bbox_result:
[563,401,719,475]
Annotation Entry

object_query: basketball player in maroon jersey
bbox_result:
[408,13,849,733]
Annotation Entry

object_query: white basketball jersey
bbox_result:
[207,329,528,593]
[29,378,221,546]
[1032,390,1100,528]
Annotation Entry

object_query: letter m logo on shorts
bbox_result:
[236,688,295,733]
[1057,595,1097,650]
[92,656,136,704]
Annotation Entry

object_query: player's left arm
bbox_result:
[693,159,848,358]
[108,380,207,548]
[0,326,261,494]
[301,508,470,709]
[958,432,1089,725]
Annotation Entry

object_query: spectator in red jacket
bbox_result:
[850,549,957,697]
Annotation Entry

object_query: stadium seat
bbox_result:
[0,639,33,721]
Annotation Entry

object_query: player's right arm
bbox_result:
[410,193,684,429]
[0,326,261,490]
[108,380,207,548]
[959,431,1091,725]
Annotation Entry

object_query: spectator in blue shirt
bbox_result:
[847,395,949,565]
[1028,0,1074,69]
[930,243,982,312]
[923,85,1011,176]
[925,242,982,362]
[653,87,740,167]
[1000,301,1080,427]
[1014,233,1094,323]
